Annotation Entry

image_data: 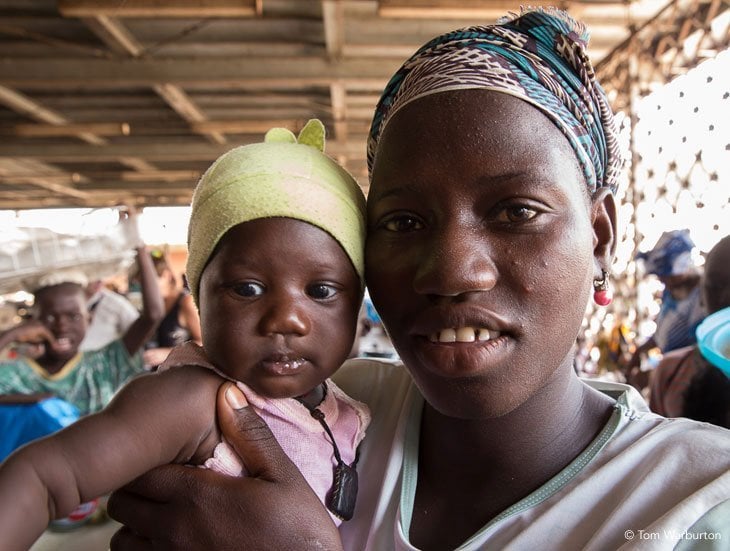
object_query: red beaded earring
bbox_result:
[593,270,612,306]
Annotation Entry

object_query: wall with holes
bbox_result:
[578,49,729,378]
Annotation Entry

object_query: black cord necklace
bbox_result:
[295,381,359,521]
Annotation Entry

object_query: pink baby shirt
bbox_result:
[159,342,371,525]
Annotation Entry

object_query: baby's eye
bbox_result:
[307,284,337,300]
[495,205,539,224]
[233,282,264,297]
[383,214,424,232]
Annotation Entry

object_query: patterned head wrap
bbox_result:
[636,229,697,277]
[186,119,366,306]
[367,7,622,193]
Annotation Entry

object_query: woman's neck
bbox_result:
[411,367,614,549]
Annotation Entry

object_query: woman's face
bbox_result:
[366,90,614,418]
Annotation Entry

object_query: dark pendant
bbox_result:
[295,383,360,522]
[326,461,358,521]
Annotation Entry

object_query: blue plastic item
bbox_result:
[0,397,79,461]
[696,306,730,378]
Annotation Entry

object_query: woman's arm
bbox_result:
[0,366,221,550]
[108,383,343,551]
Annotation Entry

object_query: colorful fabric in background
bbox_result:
[0,398,79,462]
[654,286,705,353]
[367,7,623,193]
[0,340,144,417]
[636,229,696,277]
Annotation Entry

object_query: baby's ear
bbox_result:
[297,119,326,152]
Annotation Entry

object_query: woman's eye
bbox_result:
[307,284,337,300]
[496,205,539,223]
[233,282,264,297]
[383,215,424,232]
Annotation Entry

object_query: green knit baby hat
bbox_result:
[186,119,366,306]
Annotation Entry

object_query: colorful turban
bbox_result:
[636,229,697,277]
[186,119,366,305]
[367,7,623,193]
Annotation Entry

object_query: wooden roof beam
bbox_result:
[12,122,130,138]
[0,159,91,200]
[0,170,201,185]
[0,85,66,125]
[0,57,404,87]
[58,0,260,18]
[118,157,158,172]
[0,140,367,161]
[154,84,227,145]
[191,119,304,135]
[376,0,518,19]
[81,15,145,57]
[0,85,107,146]
[323,0,345,59]
[330,82,349,146]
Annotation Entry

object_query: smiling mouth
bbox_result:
[54,337,74,352]
[428,327,501,343]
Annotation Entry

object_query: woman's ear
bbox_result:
[591,188,617,273]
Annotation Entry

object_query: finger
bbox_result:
[106,465,191,536]
[106,488,159,536]
[109,463,186,507]
[216,382,296,481]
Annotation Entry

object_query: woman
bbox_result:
[107,9,730,550]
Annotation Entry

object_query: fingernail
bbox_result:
[225,384,248,410]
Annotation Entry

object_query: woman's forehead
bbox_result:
[369,91,583,189]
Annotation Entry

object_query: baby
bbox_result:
[0,119,370,550]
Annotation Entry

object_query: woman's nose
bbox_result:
[258,294,311,336]
[413,225,497,297]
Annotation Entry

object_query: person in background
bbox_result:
[0,210,163,444]
[80,279,140,351]
[105,9,730,550]
[142,250,202,368]
[624,229,705,389]
[649,234,730,426]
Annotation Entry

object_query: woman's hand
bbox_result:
[107,382,343,550]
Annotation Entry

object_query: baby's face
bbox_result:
[198,218,362,399]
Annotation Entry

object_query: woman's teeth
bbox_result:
[428,328,499,343]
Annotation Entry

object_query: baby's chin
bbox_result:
[244,374,324,402]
